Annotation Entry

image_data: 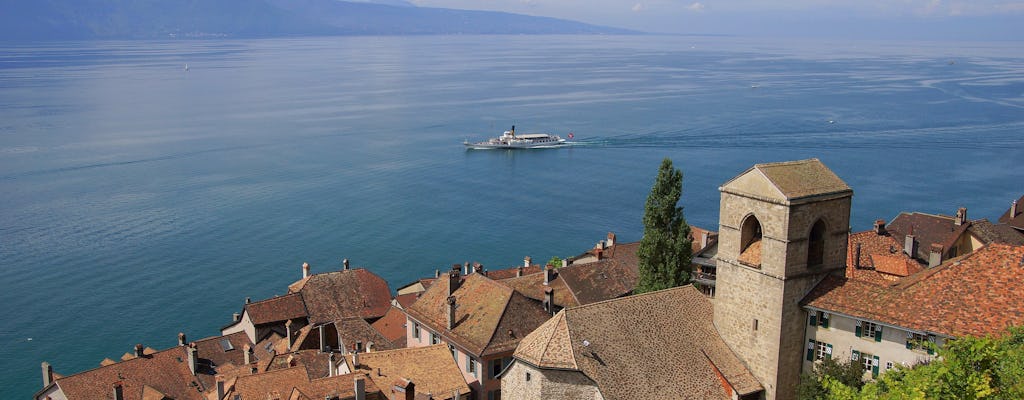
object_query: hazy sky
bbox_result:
[408,0,1024,39]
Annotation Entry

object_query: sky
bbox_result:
[406,0,1024,40]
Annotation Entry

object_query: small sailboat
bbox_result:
[184,64,190,72]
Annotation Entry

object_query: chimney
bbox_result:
[113,383,124,400]
[393,378,415,400]
[303,262,310,279]
[463,262,470,276]
[543,287,554,315]
[244,344,253,365]
[955,207,967,226]
[606,232,616,247]
[233,312,241,322]
[435,269,440,278]
[446,296,457,330]
[187,343,198,375]
[516,264,523,277]
[343,258,350,270]
[473,263,483,275]
[320,324,327,352]
[356,340,363,353]
[367,342,375,352]
[245,297,251,304]
[178,332,187,346]
[354,376,366,400]
[352,350,361,368]
[594,247,603,260]
[929,244,944,268]
[41,362,53,387]
[448,268,461,296]
[1013,200,1019,219]
[285,320,294,349]
[904,234,917,258]
[524,256,531,268]
[701,231,710,249]
[544,264,555,285]
[216,379,226,400]
[328,352,336,377]
[134,343,145,357]
[874,219,887,235]
[854,243,862,269]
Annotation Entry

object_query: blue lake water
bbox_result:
[1,35,1022,397]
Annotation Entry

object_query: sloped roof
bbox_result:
[193,331,253,370]
[997,194,1024,230]
[246,293,309,325]
[405,273,552,357]
[969,219,1024,245]
[558,242,640,305]
[721,158,851,202]
[352,345,471,400]
[335,316,397,353]
[371,306,409,347]
[289,268,392,323]
[804,244,1024,337]
[53,346,205,400]
[846,230,922,283]
[230,366,382,400]
[501,268,579,308]
[887,212,970,260]
[514,285,762,400]
[485,264,544,281]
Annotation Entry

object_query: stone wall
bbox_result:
[501,361,603,400]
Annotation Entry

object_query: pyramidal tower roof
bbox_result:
[720,158,851,203]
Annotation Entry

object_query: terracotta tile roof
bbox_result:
[500,268,580,308]
[246,293,309,326]
[404,273,552,357]
[52,345,207,400]
[997,194,1024,230]
[846,230,923,282]
[969,219,1024,245]
[558,242,640,305]
[193,332,253,371]
[804,244,1024,337]
[351,345,471,400]
[514,285,762,399]
[871,254,922,278]
[267,350,334,381]
[393,293,419,309]
[229,366,382,400]
[288,268,392,323]
[335,316,397,353]
[485,264,544,281]
[887,212,970,260]
[370,306,409,348]
[738,239,762,267]
[752,158,851,200]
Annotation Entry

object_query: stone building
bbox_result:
[712,158,853,400]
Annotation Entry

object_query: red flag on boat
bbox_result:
[568,132,574,139]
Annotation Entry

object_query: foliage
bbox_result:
[798,358,868,400]
[635,158,692,294]
[547,256,563,268]
[813,326,1024,400]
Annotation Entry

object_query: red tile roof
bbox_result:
[246,293,308,325]
[370,306,409,348]
[229,366,382,400]
[349,345,471,400]
[53,346,206,400]
[393,293,419,309]
[997,194,1024,231]
[887,212,969,261]
[804,244,1024,337]
[846,230,923,284]
[288,268,392,323]
[558,242,640,305]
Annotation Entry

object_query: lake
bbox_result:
[1,35,1022,398]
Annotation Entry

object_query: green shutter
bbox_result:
[851,350,860,361]
[872,356,880,378]
[826,344,833,360]
[927,345,935,355]
[906,339,914,350]
[807,339,815,361]
[821,314,830,329]
[809,313,817,326]
[855,324,862,337]
[875,326,883,342]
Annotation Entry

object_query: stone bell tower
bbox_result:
[713,159,852,400]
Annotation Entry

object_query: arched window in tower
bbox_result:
[807,219,826,267]
[739,215,763,268]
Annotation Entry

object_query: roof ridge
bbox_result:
[566,284,694,312]
[754,158,819,168]
[536,312,564,368]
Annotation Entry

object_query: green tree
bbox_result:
[798,358,868,400]
[815,326,1024,400]
[636,158,692,294]
[547,256,563,268]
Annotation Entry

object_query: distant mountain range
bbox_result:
[0,0,636,41]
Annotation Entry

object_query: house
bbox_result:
[845,220,923,284]
[225,366,383,400]
[997,194,1024,233]
[501,285,762,400]
[340,344,472,400]
[35,332,254,400]
[403,267,553,400]
[886,208,1023,267]
[801,243,1024,379]
[688,226,720,297]
[372,306,411,347]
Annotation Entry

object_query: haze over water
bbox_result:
[2,35,1022,397]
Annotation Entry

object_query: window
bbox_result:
[431,332,440,345]
[906,332,936,354]
[860,352,875,372]
[807,220,826,267]
[466,354,476,376]
[885,361,894,370]
[449,344,456,359]
[857,321,883,342]
[807,339,832,361]
[525,372,531,382]
[808,311,830,329]
[739,216,763,268]
[413,323,420,340]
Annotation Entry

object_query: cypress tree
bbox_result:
[636,158,693,294]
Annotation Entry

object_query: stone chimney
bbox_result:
[113,382,124,400]
[606,232,616,247]
[134,343,145,357]
[448,267,461,296]
[244,344,253,365]
[245,297,251,304]
[516,264,523,277]
[328,352,336,377]
[701,231,710,249]
[463,261,470,276]
[178,332,187,346]
[302,262,310,279]
[874,219,886,235]
[594,247,604,260]
[355,376,366,400]
[393,378,415,400]
[473,263,483,275]
[543,287,554,315]
[524,256,531,268]
[187,343,198,375]
[352,349,361,368]
[904,227,917,258]
[41,362,53,387]
[1013,200,1019,219]
[854,243,862,269]
[435,269,440,278]
[955,207,967,226]
[446,296,457,330]
[285,320,294,349]
[233,312,241,322]
[929,244,944,267]
[343,258,350,270]
[544,264,555,285]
